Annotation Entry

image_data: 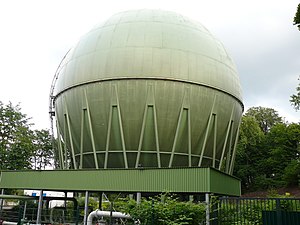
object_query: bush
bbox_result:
[120,193,206,225]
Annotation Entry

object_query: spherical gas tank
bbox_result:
[52,9,243,173]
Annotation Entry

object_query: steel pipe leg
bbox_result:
[36,190,43,225]
[137,192,141,205]
[205,193,210,225]
[0,189,4,219]
[83,191,89,225]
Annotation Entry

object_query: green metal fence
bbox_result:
[2,197,300,225]
[0,206,134,225]
[216,197,300,225]
[0,206,82,224]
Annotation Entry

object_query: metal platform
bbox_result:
[0,167,240,196]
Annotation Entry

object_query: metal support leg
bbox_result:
[36,190,43,225]
[0,189,4,219]
[137,192,141,205]
[23,201,27,220]
[98,192,103,210]
[205,193,210,225]
[83,191,89,225]
[64,191,67,224]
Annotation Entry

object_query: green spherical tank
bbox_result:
[51,9,243,174]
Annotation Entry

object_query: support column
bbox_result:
[64,191,68,224]
[23,201,27,221]
[205,193,210,225]
[36,190,44,225]
[136,192,141,205]
[0,189,4,219]
[83,191,89,225]
[98,192,103,210]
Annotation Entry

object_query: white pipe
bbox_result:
[87,209,131,225]
[3,221,18,225]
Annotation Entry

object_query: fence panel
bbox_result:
[0,206,82,224]
[217,197,300,225]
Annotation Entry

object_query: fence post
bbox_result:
[75,205,80,225]
[17,204,22,225]
[210,197,219,225]
[276,199,282,225]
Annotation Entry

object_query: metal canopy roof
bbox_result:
[0,167,241,196]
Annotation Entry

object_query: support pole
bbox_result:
[0,189,4,218]
[36,190,43,225]
[64,191,68,224]
[64,191,68,208]
[205,193,210,225]
[83,191,89,225]
[98,192,103,210]
[136,192,141,205]
[23,201,27,220]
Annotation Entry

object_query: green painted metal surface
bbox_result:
[51,9,243,172]
[209,169,241,196]
[262,211,300,225]
[0,168,240,196]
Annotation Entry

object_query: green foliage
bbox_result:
[219,201,266,224]
[294,3,300,30]
[32,129,54,169]
[245,106,282,134]
[234,106,300,192]
[120,193,206,225]
[0,101,35,170]
[263,123,300,185]
[75,196,99,211]
[290,77,300,111]
[0,101,54,170]
[234,115,265,190]
[283,159,300,186]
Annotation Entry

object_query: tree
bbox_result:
[0,101,54,170]
[290,76,300,111]
[234,115,265,190]
[32,129,54,170]
[283,159,300,186]
[294,3,300,30]
[264,123,300,186]
[245,106,282,134]
[0,101,35,170]
[235,113,300,191]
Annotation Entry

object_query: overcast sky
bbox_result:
[0,0,299,130]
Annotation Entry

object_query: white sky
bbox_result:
[0,0,299,130]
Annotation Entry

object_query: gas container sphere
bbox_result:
[52,9,243,173]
